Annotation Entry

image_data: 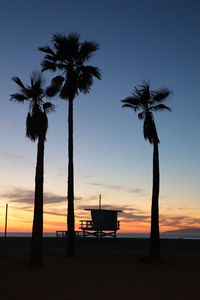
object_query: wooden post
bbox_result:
[5,203,8,238]
[99,194,101,210]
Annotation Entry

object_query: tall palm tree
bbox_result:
[121,81,171,260]
[10,72,55,267]
[39,33,101,258]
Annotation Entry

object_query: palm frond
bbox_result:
[41,60,57,72]
[78,66,101,93]
[43,54,56,62]
[26,110,49,142]
[78,75,92,93]
[143,117,153,144]
[11,76,26,89]
[39,45,57,72]
[52,32,80,61]
[10,93,27,102]
[82,66,101,79]
[26,112,37,141]
[150,104,171,112]
[143,113,160,144]
[121,97,141,109]
[152,89,172,102]
[122,103,136,110]
[30,71,44,87]
[28,71,45,99]
[46,75,64,97]
[43,102,56,114]
[57,63,67,70]
[133,80,151,103]
[38,46,55,56]
[53,32,79,46]
[59,80,78,100]
[79,41,100,62]
[67,32,80,43]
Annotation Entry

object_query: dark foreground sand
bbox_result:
[0,237,200,300]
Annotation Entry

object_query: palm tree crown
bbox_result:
[10,72,55,141]
[38,33,101,100]
[122,81,171,143]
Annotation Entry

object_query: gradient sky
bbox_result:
[0,0,199,234]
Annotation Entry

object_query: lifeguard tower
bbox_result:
[79,195,122,238]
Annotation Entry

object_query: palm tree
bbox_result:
[10,72,55,267]
[121,81,171,260]
[38,33,101,258]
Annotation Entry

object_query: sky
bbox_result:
[0,0,199,234]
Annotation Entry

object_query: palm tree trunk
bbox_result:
[149,140,160,259]
[67,97,76,258]
[30,135,44,267]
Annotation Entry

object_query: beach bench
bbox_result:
[56,230,82,238]
[80,209,121,238]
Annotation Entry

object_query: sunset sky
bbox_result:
[0,0,199,234]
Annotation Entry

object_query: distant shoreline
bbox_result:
[1,232,200,240]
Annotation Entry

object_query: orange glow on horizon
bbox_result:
[1,220,186,235]
[1,202,199,235]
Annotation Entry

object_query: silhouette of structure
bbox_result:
[56,195,122,239]
[80,209,121,238]
[4,204,8,238]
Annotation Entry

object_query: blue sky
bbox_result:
[0,0,199,233]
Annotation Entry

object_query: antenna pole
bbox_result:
[5,203,8,238]
[99,194,101,210]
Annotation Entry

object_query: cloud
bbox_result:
[44,209,66,217]
[3,188,200,230]
[77,203,150,223]
[90,182,144,194]
[77,203,123,211]
[121,211,150,222]
[78,194,103,202]
[13,205,67,217]
[12,219,33,224]
[0,187,82,205]
[56,167,67,177]
[0,151,25,161]
[160,215,200,228]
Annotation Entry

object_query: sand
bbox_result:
[0,237,200,300]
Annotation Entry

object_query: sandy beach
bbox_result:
[0,237,200,300]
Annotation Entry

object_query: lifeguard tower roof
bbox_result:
[85,209,122,212]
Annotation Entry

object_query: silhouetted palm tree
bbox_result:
[10,72,55,267]
[121,81,171,260]
[39,33,101,257]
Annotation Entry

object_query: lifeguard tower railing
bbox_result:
[79,209,121,238]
